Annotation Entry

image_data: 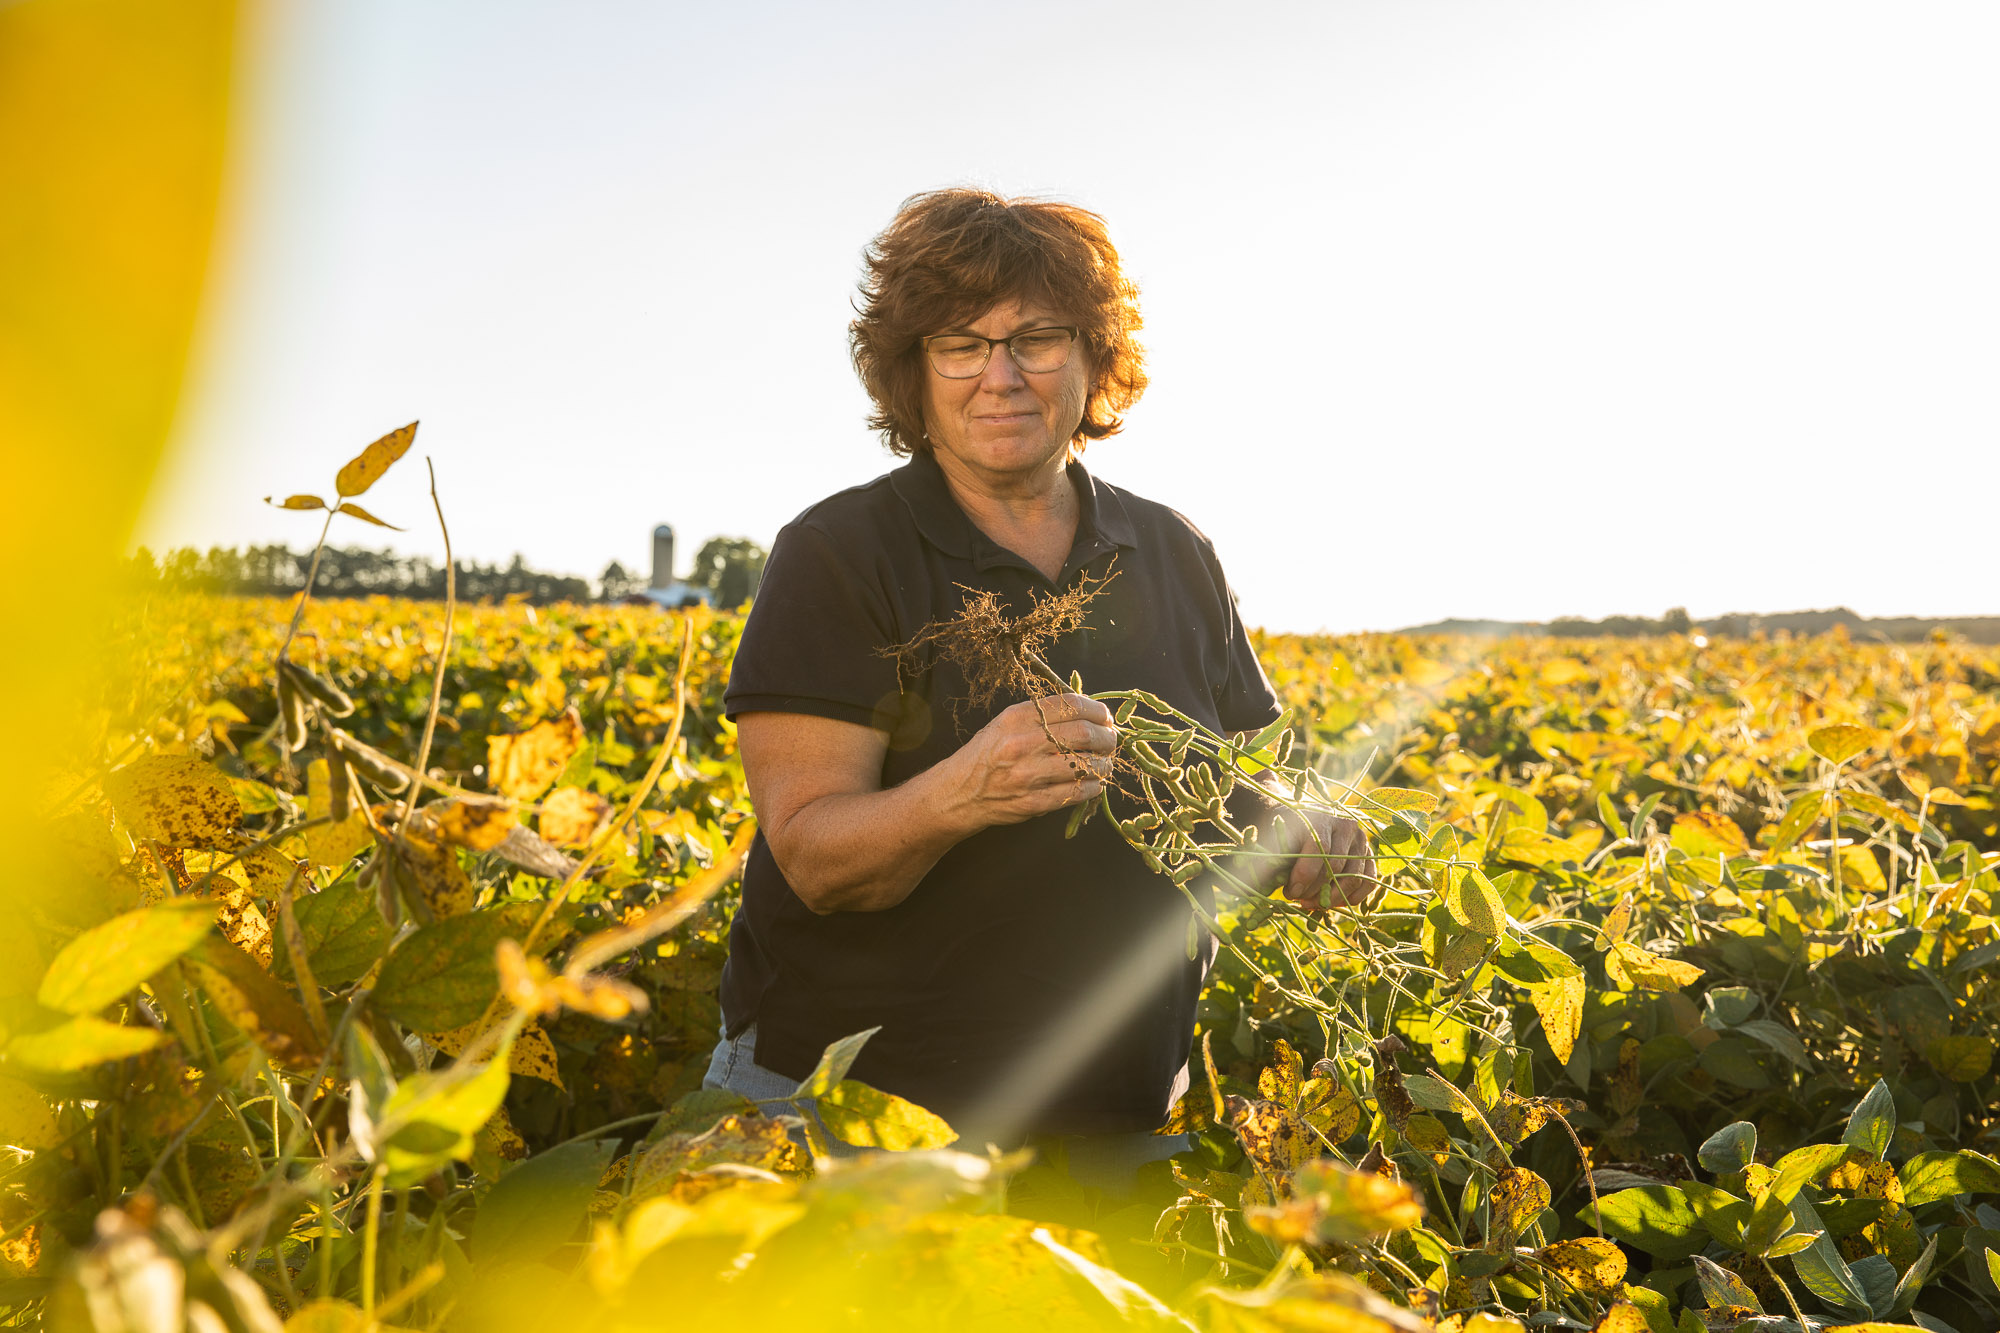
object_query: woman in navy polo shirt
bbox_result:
[704,189,1373,1186]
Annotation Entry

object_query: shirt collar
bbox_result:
[890,448,1138,565]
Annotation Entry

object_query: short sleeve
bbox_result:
[1182,529,1279,736]
[1215,584,1281,735]
[724,521,904,733]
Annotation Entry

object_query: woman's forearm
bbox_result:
[762,759,983,914]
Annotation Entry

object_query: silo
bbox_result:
[650,524,675,590]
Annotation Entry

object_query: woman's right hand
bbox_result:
[937,692,1118,830]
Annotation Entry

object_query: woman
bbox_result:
[704,189,1372,1175]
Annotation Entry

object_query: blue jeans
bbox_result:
[702,1025,1197,1194]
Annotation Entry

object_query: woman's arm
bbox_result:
[738,692,1118,915]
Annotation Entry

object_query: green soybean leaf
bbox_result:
[36,900,215,1014]
[1765,1231,1820,1257]
[1735,1019,1811,1069]
[1850,1253,1898,1318]
[1697,1122,1757,1174]
[1769,1143,1850,1201]
[474,1138,616,1264]
[376,1044,511,1186]
[1741,1188,1795,1257]
[1401,1075,1460,1113]
[1843,1078,1897,1158]
[1889,1235,1937,1316]
[1701,986,1759,1030]
[1245,711,1293,754]
[1786,1194,1872,1318]
[1595,792,1626,841]
[1577,1186,1705,1260]
[1680,1181,1751,1250]
[281,877,394,988]
[1900,1150,2000,1207]
[373,903,544,1031]
[816,1079,957,1150]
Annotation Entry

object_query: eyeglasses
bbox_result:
[922,326,1079,379]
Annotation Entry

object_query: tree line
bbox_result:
[127,538,768,608]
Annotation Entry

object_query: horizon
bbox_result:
[125,536,2000,636]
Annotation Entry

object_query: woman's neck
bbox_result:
[933,448,1080,582]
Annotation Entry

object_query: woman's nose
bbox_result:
[977,343,1029,390]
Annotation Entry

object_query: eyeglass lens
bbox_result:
[926,328,1075,379]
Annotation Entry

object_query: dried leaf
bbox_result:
[491,825,580,880]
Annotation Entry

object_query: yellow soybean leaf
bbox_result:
[1536,1237,1627,1297]
[0,1076,60,1150]
[37,899,214,1014]
[1670,811,1747,858]
[1232,1098,1313,1175]
[1491,1167,1552,1237]
[1531,972,1585,1064]
[395,818,475,919]
[265,494,326,511]
[304,759,374,868]
[1606,940,1705,992]
[6,1017,167,1072]
[1447,867,1507,936]
[334,501,401,530]
[429,1017,564,1091]
[1594,895,1634,952]
[1840,845,1886,894]
[817,1079,956,1151]
[1402,1113,1452,1159]
[540,786,612,848]
[1588,1305,1653,1333]
[184,935,324,1071]
[1464,1317,1528,1333]
[105,754,242,849]
[1807,724,1878,766]
[1303,1082,1363,1143]
[333,420,418,498]
[486,709,585,804]
[1258,1037,1303,1108]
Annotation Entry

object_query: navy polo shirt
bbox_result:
[719,449,1280,1136]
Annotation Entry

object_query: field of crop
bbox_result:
[4,582,1997,1333]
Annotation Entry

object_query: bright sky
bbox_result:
[142,1,2000,633]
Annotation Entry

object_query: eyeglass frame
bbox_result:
[919,325,1082,379]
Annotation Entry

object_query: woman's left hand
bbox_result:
[1280,811,1376,910]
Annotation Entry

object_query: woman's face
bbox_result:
[921,297,1091,489]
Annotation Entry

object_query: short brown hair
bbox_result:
[849,189,1148,458]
